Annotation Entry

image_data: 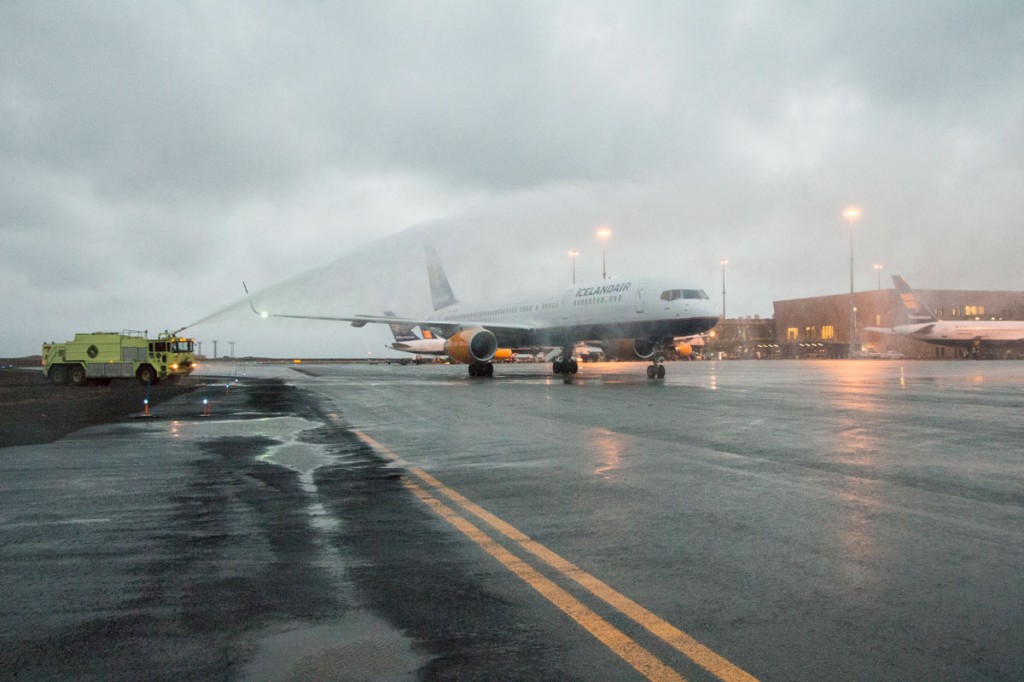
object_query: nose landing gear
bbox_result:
[552,346,579,375]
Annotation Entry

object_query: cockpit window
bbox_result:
[660,289,710,301]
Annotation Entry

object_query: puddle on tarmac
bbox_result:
[54,395,429,678]
[242,613,429,682]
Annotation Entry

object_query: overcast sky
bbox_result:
[3,1,1023,358]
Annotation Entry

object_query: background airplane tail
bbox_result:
[383,311,421,343]
[425,244,459,311]
[892,275,938,323]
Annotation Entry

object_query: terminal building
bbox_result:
[704,287,1024,360]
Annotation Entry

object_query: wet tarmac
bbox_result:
[2,360,1023,680]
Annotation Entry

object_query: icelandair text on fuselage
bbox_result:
[576,282,632,298]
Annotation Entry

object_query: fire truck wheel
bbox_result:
[136,365,159,385]
[70,365,88,386]
[49,365,68,385]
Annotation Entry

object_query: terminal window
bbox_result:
[787,327,799,341]
[821,325,835,340]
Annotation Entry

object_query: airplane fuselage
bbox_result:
[436,275,719,348]
[249,261,719,377]
[893,320,1024,346]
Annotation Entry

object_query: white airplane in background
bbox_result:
[248,244,719,378]
[865,275,1024,354]
[383,312,447,356]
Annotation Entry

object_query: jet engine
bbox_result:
[444,327,498,364]
[600,338,658,360]
[631,338,656,359]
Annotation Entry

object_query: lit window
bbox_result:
[821,325,834,340]
[787,327,799,341]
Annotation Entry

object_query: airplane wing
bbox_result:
[252,305,535,336]
[863,327,896,335]
[244,287,536,340]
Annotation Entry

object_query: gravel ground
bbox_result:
[0,369,200,448]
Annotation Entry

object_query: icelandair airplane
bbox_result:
[865,275,1024,354]
[249,245,719,378]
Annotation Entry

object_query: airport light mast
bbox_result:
[597,227,611,280]
[843,206,861,356]
[720,259,728,319]
[569,250,579,284]
[874,263,883,290]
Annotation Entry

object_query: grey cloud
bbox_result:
[2,1,1023,357]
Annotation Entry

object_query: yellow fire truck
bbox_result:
[42,330,197,386]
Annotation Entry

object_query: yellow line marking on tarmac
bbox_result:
[416,468,759,682]
[353,429,759,682]
[401,476,686,682]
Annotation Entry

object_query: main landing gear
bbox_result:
[646,364,666,379]
[646,348,667,379]
[552,346,579,375]
[468,362,494,377]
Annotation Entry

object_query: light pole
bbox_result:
[843,206,861,356]
[720,259,728,319]
[568,250,579,284]
[874,263,883,290]
[597,227,611,280]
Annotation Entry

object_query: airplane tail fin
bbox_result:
[425,244,458,311]
[383,311,421,343]
[892,275,938,323]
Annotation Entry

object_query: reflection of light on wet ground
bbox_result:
[587,427,625,479]
[125,410,351,589]
[1,517,112,528]
[242,613,428,681]
[261,438,342,537]
[158,379,420,677]
[833,480,885,586]
[125,415,323,442]
[815,362,893,584]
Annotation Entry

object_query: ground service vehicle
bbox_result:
[42,331,196,386]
